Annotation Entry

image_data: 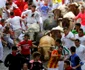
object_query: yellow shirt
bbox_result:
[52,0,62,4]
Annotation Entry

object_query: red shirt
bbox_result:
[18,40,32,55]
[65,66,74,70]
[75,12,85,25]
[13,8,21,16]
[15,1,25,12]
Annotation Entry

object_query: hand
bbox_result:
[72,67,76,69]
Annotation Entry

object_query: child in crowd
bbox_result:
[22,63,28,70]
[28,52,44,70]
[64,60,74,70]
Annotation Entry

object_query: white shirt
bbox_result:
[2,9,10,19]
[21,10,40,24]
[75,34,85,46]
[33,0,43,6]
[6,16,22,30]
[10,2,18,10]
[76,44,85,62]
[61,32,75,49]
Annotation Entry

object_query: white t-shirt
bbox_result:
[21,10,40,24]
[75,34,85,46]
[6,16,22,30]
[61,32,75,49]
[76,44,85,62]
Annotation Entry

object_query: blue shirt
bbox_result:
[69,53,81,70]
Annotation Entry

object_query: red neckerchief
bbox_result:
[0,22,4,26]
[12,52,17,56]
[36,0,38,2]
[9,2,12,5]
[65,33,69,37]
[10,16,14,18]
[44,3,48,6]
[79,34,84,37]
[0,15,2,18]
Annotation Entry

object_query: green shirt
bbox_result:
[71,30,85,35]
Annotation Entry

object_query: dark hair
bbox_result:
[64,60,70,65]
[56,39,62,44]
[31,5,36,8]
[79,28,83,32]
[5,2,10,6]
[75,39,80,42]
[25,0,28,2]
[33,52,41,58]
[1,19,5,23]
[24,33,29,37]
[59,45,63,49]
[12,46,17,50]
[10,12,14,16]
[70,46,76,52]
[75,23,81,27]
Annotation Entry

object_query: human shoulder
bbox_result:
[69,31,74,35]
[6,53,13,58]
[80,44,85,49]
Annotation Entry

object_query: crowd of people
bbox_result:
[0,0,85,70]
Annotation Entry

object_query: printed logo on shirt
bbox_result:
[22,44,30,49]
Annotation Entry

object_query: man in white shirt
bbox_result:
[2,2,10,20]
[75,39,85,70]
[61,27,75,49]
[6,12,24,39]
[21,5,43,31]
[22,5,41,25]
[75,28,85,46]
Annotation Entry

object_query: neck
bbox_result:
[76,45,80,48]
[82,11,85,13]
[32,10,35,12]
[72,52,75,55]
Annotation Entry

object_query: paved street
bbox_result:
[0,47,11,70]
[1,47,85,70]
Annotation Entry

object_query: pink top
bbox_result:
[75,12,85,25]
